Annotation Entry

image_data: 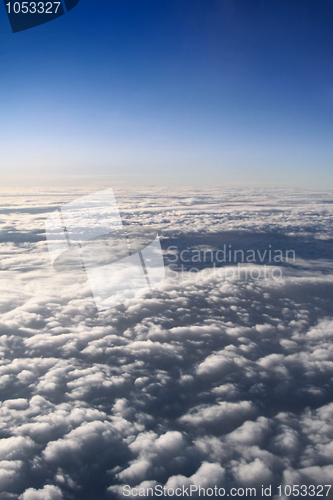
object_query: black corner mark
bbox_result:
[63,0,79,12]
[4,1,65,32]
[3,0,80,33]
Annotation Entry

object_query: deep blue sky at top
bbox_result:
[1,0,333,187]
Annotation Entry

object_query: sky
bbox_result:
[1,3,333,497]
[1,0,333,188]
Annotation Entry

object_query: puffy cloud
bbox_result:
[0,436,35,461]
[165,461,225,491]
[179,401,257,432]
[233,458,274,487]
[19,485,63,500]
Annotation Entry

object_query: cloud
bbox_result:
[19,485,63,500]
[179,401,257,433]
[0,187,333,499]
[164,462,225,491]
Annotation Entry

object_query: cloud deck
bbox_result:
[0,187,333,499]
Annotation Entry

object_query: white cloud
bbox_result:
[1,187,333,499]
[19,485,63,500]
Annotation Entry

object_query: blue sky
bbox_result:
[1,0,333,188]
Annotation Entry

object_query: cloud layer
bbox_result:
[0,187,333,499]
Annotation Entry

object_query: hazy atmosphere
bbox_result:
[1,0,333,188]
